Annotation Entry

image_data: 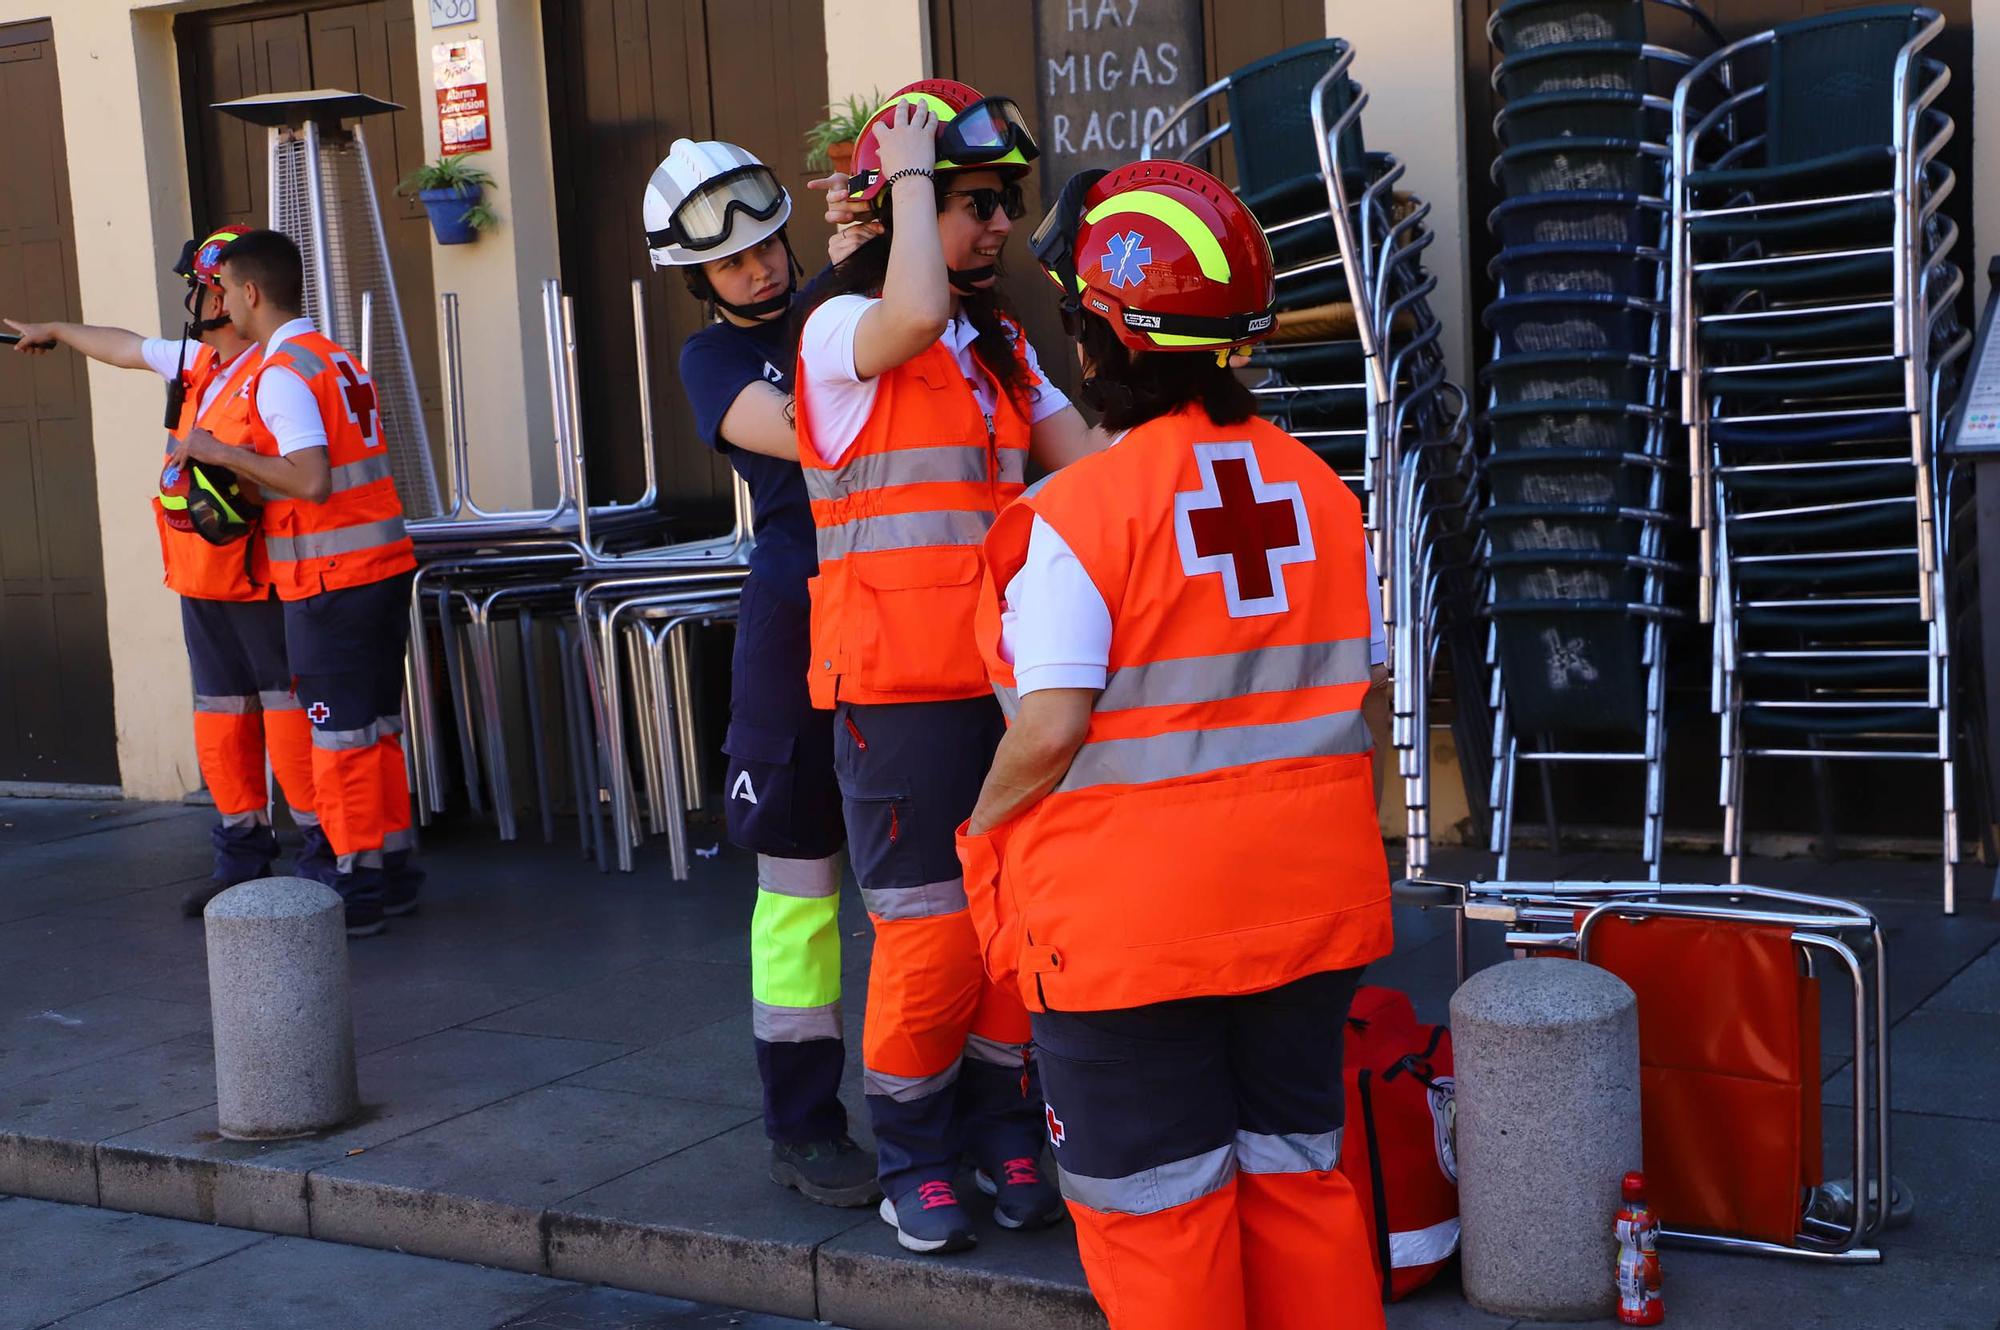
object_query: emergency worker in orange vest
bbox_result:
[956,162,1394,1330]
[796,81,1100,1253]
[169,228,418,938]
[4,227,326,912]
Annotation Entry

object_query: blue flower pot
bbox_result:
[419,184,482,245]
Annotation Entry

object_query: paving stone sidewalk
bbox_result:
[1,797,1997,1329]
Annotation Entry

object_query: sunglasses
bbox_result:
[942,182,1026,223]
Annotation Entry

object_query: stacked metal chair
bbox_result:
[1477,0,1721,880]
[1144,37,1482,874]
[1669,5,1972,909]
[402,280,749,879]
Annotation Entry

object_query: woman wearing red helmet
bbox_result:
[795,79,1098,1254]
[956,161,1393,1330]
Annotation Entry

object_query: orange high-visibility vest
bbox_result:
[157,344,267,601]
[797,330,1036,708]
[969,406,1393,1012]
[244,330,415,599]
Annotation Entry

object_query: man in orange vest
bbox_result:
[168,228,418,937]
[957,162,1394,1329]
[4,228,325,912]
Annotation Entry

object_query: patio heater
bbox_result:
[214,89,441,517]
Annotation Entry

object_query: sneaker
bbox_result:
[770,1136,880,1208]
[382,891,420,918]
[344,905,387,939]
[181,868,270,919]
[975,1157,1066,1230]
[879,1179,976,1254]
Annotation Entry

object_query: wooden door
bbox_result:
[543,0,833,523]
[177,1,443,472]
[0,21,118,785]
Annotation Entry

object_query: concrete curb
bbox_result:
[0,1128,1106,1329]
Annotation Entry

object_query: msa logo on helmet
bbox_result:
[1124,312,1163,330]
[1248,314,1274,332]
[1086,296,1113,315]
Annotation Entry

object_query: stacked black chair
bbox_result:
[1147,38,1483,872]
[1477,0,1719,880]
[1670,5,1971,909]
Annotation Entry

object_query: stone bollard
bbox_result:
[204,877,358,1140]
[1451,958,1641,1322]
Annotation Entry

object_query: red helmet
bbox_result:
[178,224,253,293]
[1034,161,1275,356]
[848,79,1038,204]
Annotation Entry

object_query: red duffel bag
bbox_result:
[1341,984,1460,1300]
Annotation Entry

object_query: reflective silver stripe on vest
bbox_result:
[194,693,259,715]
[803,444,995,503]
[335,847,383,874]
[997,446,1027,486]
[1058,1143,1235,1217]
[1235,1127,1342,1175]
[1055,709,1371,794]
[330,453,393,492]
[260,689,300,712]
[265,516,409,563]
[312,715,405,753]
[754,998,844,1043]
[965,1033,1027,1067]
[861,876,968,921]
[290,807,320,827]
[276,339,327,380]
[381,826,416,853]
[865,1060,961,1103]
[1019,472,1056,503]
[815,509,992,561]
[1098,637,1373,713]
[758,853,842,899]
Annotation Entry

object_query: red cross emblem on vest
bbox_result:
[307,702,331,725]
[1045,1103,1066,1147]
[1173,441,1314,616]
[335,358,378,444]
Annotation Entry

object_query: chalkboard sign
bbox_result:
[1033,0,1207,196]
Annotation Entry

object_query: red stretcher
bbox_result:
[1396,878,1899,1262]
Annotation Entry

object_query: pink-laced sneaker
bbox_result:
[879,1178,975,1254]
[975,1156,1067,1231]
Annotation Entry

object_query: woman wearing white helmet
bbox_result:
[646,139,880,1208]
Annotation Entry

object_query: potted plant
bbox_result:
[399,154,498,245]
[804,91,879,176]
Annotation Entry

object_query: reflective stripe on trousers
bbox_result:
[264,516,409,563]
[1059,1130,1340,1217]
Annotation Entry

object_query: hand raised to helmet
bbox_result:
[870,100,938,182]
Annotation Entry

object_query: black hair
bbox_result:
[1076,310,1257,432]
[216,229,305,316]
[795,187,1033,405]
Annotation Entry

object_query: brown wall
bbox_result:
[176,0,443,472]
[0,20,117,785]
[543,0,833,523]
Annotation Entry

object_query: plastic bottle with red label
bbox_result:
[1615,1170,1665,1325]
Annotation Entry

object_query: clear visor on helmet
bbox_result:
[649,164,787,253]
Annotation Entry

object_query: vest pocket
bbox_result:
[844,547,986,695]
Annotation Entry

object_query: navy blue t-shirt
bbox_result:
[679,310,816,601]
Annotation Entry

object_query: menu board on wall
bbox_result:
[1033,0,1206,195]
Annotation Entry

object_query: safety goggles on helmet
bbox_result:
[645,163,787,253]
[942,182,1026,223]
[940,95,1039,167]
[1030,168,1108,308]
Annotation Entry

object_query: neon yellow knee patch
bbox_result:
[750,888,843,1009]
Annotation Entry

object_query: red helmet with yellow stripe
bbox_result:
[1034,161,1275,355]
[848,79,1038,204]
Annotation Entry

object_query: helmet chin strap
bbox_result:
[948,264,996,293]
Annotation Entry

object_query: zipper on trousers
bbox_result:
[843,712,867,750]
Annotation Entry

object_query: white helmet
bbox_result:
[643,139,792,269]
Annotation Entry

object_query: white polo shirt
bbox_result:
[798,295,1072,459]
[255,317,330,456]
[999,437,1387,697]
